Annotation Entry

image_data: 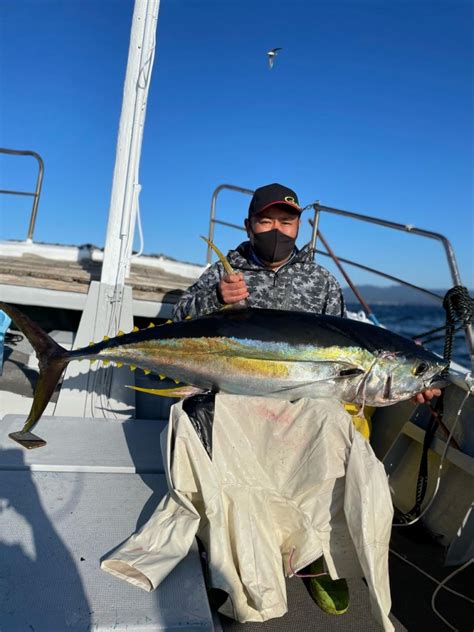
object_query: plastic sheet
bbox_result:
[102,395,394,630]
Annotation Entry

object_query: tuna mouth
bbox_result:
[428,374,449,389]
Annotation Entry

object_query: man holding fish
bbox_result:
[171,182,440,615]
[173,183,345,322]
[173,183,440,403]
[0,184,444,626]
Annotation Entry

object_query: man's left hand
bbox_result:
[411,388,442,405]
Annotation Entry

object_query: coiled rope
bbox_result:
[441,285,474,371]
[394,285,473,526]
[413,286,474,359]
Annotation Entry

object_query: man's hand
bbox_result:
[218,273,249,305]
[412,388,442,405]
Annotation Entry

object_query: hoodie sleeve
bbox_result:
[172,262,225,321]
[323,273,346,317]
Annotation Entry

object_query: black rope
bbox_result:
[394,286,473,526]
[412,286,473,344]
[441,285,474,373]
[394,399,443,525]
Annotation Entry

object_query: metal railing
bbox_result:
[207,184,473,359]
[0,148,44,242]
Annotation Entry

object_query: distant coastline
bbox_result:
[342,285,473,306]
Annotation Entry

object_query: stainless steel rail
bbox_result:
[311,246,445,302]
[0,148,44,242]
[207,184,253,264]
[309,202,464,290]
[309,202,473,357]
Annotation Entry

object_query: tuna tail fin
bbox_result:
[0,302,69,449]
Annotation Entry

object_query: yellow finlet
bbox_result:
[200,236,235,275]
[185,316,192,320]
[159,374,166,380]
[115,362,123,368]
[143,368,151,375]
[102,359,110,366]
[129,365,137,371]
[117,330,125,336]
[103,335,110,341]
[133,326,139,333]
[147,322,155,328]
[89,341,94,347]
[165,319,173,324]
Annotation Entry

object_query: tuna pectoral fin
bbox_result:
[200,236,234,275]
[0,302,69,447]
[199,236,249,312]
[125,385,206,398]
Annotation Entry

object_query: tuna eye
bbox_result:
[413,362,429,376]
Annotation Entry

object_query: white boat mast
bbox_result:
[101,0,160,288]
[55,0,160,419]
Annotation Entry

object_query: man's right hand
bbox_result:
[218,273,249,305]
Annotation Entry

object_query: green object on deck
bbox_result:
[308,557,350,615]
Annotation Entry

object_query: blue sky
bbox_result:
[1,0,472,290]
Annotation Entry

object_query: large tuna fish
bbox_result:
[0,301,446,449]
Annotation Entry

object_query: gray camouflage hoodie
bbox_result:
[172,241,345,321]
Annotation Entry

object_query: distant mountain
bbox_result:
[342,285,473,305]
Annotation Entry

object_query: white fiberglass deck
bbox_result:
[0,415,214,632]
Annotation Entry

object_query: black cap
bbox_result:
[248,183,301,218]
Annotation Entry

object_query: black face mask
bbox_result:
[250,228,296,263]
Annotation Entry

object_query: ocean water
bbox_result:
[346,303,472,368]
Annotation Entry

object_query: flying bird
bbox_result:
[267,47,282,69]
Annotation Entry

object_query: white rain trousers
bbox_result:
[101,395,394,630]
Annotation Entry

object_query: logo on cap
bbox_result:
[284,196,296,204]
